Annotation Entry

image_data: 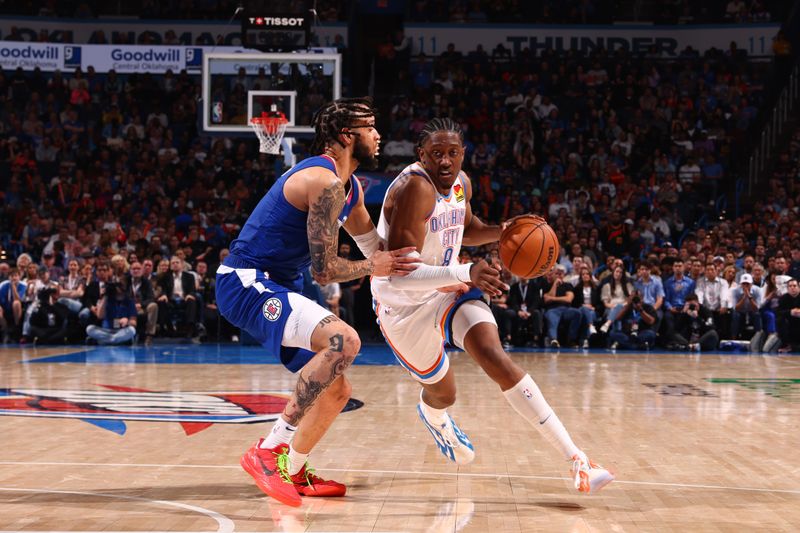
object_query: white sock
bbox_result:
[287,445,309,476]
[260,416,297,449]
[502,374,584,461]
[419,389,448,425]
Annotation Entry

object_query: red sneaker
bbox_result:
[290,464,347,497]
[240,439,301,507]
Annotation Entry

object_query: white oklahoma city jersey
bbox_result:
[372,162,468,308]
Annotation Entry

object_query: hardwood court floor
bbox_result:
[1,344,799,532]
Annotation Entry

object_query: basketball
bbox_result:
[499,216,560,279]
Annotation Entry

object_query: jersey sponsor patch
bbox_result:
[263,297,282,321]
[453,183,464,202]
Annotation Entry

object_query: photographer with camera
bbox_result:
[607,290,658,350]
[20,265,60,343]
[29,286,70,344]
[670,293,720,351]
[85,280,137,345]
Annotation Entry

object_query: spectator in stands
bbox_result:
[599,265,633,333]
[760,271,782,352]
[490,283,515,349]
[506,276,543,347]
[774,256,793,295]
[382,130,416,161]
[57,258,85,317]
[663,260,696,343]
[543,265,582,348]
[319,281,341,319]
[0,269,26,343]
[337,243,361,327]
[777,278,800,352]
[695,262,730,330]
[129,261,157,346]
[633,262,665,331]
[731,273,764,348]
[156,255,199,339]
[82,261,110,327]
[572,267,601,347]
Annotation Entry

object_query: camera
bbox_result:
[688,303,698,311]
[632,296,641,305]
[37,287,57,304]
[105,281,128,299]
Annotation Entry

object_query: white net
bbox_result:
[250,113,288,154]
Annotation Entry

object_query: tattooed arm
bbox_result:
[307,175,374,285]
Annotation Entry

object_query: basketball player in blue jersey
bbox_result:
[216,97,417,507]
[371,118,614,494]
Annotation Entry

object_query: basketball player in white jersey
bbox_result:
[371,118,614,493]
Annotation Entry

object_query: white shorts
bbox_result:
[375,289,496,384]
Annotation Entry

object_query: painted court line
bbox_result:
[0,487,234,533]
[1,460,799,497]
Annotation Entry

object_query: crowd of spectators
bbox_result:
[0,0,785,25]
[1,26,799,351]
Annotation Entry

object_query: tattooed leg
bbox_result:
[282,315,360,428]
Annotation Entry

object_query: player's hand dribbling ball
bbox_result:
[499,215,560,279]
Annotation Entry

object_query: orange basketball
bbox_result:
[499,216,560,279]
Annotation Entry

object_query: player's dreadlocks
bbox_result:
[417,117,464,148]
[310,97,377,155]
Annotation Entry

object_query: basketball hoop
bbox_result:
[250,110,288,155]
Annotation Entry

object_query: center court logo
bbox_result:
[263,297,282,321]
[0,385,363,435]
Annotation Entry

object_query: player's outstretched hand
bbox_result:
[470,259,508,297]
[372,246,419,277]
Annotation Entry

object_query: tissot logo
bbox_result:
[0,385,363,435]
[248,17,305,27]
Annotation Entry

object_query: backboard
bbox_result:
[201,52,341,136]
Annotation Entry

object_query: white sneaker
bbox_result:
[582,339,589,349]
[762,333,780,353]
[571,454,615,494]
[599,322,610,333]
[589,325,597,335]
[417,404,475,465]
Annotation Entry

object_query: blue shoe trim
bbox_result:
[416,405,456,462]
[447,414,474,451]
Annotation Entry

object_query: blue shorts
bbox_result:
[215,266,332,372]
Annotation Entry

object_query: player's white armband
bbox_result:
[389,251,472,290]
[352,228,380,258]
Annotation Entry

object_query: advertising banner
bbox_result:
[0,42,62,71]
[0,17,347,49]
[405,23,781,58]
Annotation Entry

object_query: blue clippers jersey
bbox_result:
[226,155,360,292]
